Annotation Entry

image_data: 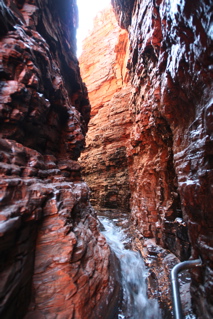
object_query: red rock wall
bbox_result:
[79,0,213,317]
[79,6,129,118]
[111,0,213,317]
[79,6,132,212]
[0,1,118,318]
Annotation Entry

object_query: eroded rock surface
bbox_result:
[80,0,213,317]
[79,6,132,212]
[115,0,213,317]
[0,1,119,318]
[79,6,130,118]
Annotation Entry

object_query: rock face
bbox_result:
[80,0,213,317]
[79,6,132,212]
[0,1,119,318]
[120,1,213,317]
[79,6,130,118]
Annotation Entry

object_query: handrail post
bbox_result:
[171,258,202,319]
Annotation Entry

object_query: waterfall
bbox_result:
[99,214,162,319]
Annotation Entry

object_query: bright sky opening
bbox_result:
[76,0,111,56]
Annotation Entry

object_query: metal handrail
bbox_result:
[171,258,202,319]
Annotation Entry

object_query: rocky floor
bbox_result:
[98,209,196,319]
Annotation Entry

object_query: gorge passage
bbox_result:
[0,0,213,319]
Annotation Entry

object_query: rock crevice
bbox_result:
[80,1,213,317]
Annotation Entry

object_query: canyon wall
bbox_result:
[121,1,213,317]
[0,1,119,318]
[80,0,213,317]
[79,6,132,211]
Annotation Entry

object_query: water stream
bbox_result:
[98,212,162,319]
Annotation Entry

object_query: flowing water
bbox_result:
[98,212,162,319]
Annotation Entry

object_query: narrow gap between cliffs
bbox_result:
[76,2,196,319]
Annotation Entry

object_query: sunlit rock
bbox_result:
[80,0,213,317]
[79,5,132,212]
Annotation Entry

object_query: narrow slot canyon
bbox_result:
[0,1,212,319]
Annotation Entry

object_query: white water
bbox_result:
[99,215,162,319]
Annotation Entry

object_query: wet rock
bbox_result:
[108,0,213,316]
[0,1,118,318]
[111,0,135,29]
[79,0,213,317]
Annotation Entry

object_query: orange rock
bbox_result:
[79,5,129,118]
[79,6,132,212]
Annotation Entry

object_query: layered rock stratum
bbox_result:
[0,1,119,318]
[79,6,132,212]
[1,0,213,318]
[80,0,213,318]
